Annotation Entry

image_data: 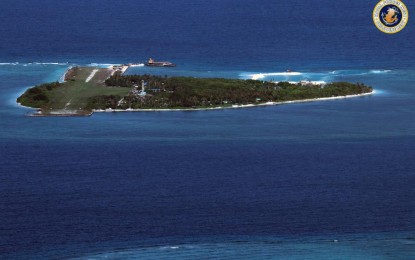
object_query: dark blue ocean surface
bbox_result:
[0,0,414,70]
[1,0,415,259]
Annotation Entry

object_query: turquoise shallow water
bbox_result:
[1,64,415,259]
[73,236,415,260]
[8,233,415,259]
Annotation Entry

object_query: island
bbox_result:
[17,66,373,116]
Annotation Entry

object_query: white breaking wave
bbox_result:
[160,246,180,250]
[34,62,68,65]
[370,70,392,74]
[246,69,393,80]
[329,69,392,76]
[0,62,19,65]
[60,66,73,82]
[129,63,145,67]
[249,72,302,80]
[0,62,70,66]
[88,63,117,67]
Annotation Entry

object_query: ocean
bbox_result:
[1,0,415,259]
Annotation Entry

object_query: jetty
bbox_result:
[111,65,129,75]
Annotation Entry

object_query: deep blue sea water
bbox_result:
[1,0,415,259]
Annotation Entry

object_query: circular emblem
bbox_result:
[373,0,409,34]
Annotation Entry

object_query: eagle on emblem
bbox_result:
[381,7,400,25]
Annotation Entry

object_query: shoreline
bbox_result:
[18,90,374,116]
[60,66,73,82]
[15,65,375,116]
[92,90,374,113]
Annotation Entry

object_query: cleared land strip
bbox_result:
[85,69,99,82]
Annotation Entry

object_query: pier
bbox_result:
[111,65,129,76]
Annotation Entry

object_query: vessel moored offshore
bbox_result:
[145,58,176,67]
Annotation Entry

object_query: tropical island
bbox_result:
[17,66,373,116]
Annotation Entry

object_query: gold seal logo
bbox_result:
[373,0,409,34]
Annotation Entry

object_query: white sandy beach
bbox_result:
[93,90,375,113]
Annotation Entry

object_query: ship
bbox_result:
[145,58,176,67]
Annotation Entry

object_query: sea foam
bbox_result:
[0,62,19,65]
[88,63,117,68]
[33,62,68,65]
[370,70,392,74]
[129,63,145,67]
[249,72,302,80]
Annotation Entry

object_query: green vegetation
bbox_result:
[86,95,122,110]
[103,74,373,109]
[17,67,373,115]
[17,67,130,114]
[17,82,61,108]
